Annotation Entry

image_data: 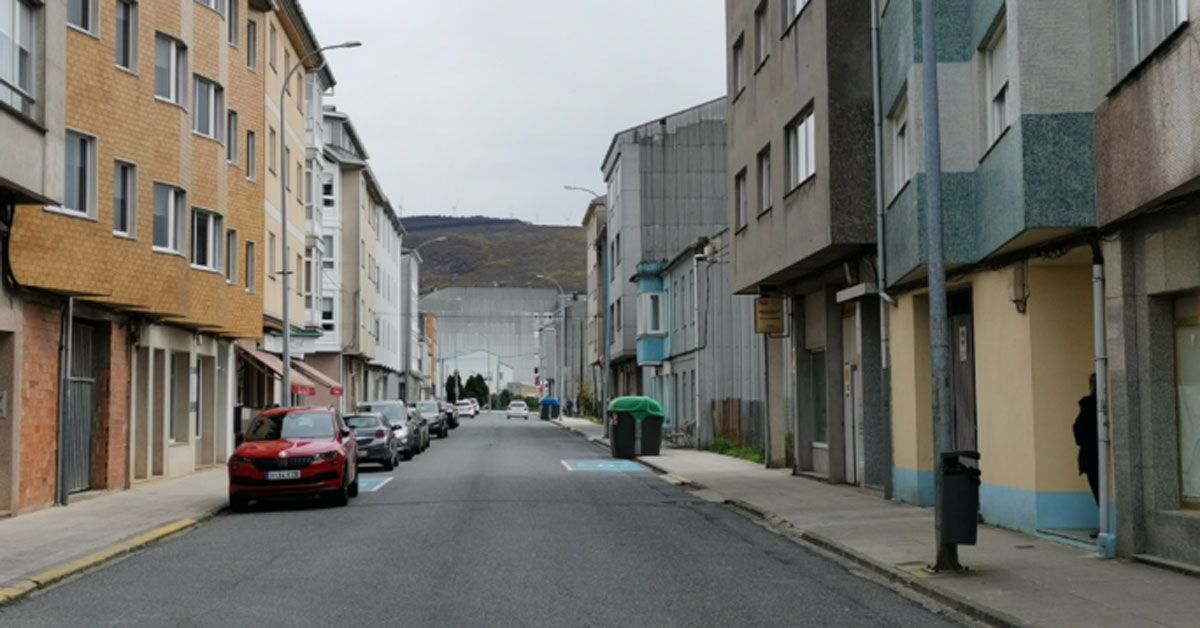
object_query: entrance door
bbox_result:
[949,291,978,451]
[842,307,864,485]
[63,323,98,494]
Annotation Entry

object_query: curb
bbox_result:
[719,496,1021,628]
[0,507,223,608]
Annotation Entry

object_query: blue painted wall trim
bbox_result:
[1036,491,1101,530]
[892,467,935,507]
[981,483,1102,533]
[637,337,666,365]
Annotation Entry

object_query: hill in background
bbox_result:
[404,215,586,294]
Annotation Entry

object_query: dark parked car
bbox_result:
[345,412,400,470]
[440,402,460,431]
[228,407,359,510]
[415,400,449,438]
[357,401,425,460]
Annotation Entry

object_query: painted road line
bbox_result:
[560,459,647,473]
[357,477,393,492]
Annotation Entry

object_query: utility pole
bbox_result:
[922,0,960,572]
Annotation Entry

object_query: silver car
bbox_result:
[506,400,529,420]
[344,412,400,470]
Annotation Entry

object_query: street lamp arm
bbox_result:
[563,184,603,198]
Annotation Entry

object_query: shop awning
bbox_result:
[239,347,318,397]
[292,360,344,397]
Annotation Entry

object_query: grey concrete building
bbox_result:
[582,196,608,412]
[725,0,879,477]
[601,98,727,400]
[538,295,585,409]
[1096,0,1200,569]
[420,287,559,392]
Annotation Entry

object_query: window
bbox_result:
[227,0,238,46]
[268,231,276,278]
[225,230,237,283]
[226,110,238,162]
[890,96,910,196]
[268,22,276,70]
[64,131,96,217]
[115,0,137,71]
[295,253,301,294]
[321,235,335,269]
[113,161,136,236]
[783,0,809,28]
[192,209,223,271]
[245,130,256,179]
[303,246,313,300]
[152,183,186,252]
[360,240,365,268]
[639,293,664,335]
[67,0,96,33]
[754,2,769,65]
[1117,0,1187,78]
[321,297,335,331]
[154,34,187,104]
[295,162,303,200]
[192,76,224,139]
[0,0,36,116]
[245,241,256,293]
[983,22,1010,147]
[616,298,622,331]
[283,147,290,189]
[785,110,816,189]
[321,174,335,209]
[731,35,745,94]
[734,168,747,229]
[196,0,225,14]
[614,233,621,268]
[757,146,771,214]
[268,126,276,172]
[246,19,257,69]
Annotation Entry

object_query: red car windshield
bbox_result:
[244,412,335,441]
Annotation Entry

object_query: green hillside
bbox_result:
[403,216,586,294]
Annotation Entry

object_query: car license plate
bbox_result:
[357,449,368,458]
[266,470,301,480]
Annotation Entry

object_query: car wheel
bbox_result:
[348,476,359,498]
[230,494,250,513]
[328,479,350,507]
[402,450,413,461]
[383,453,394,471]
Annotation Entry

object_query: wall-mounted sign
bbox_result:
[755,297,785,334]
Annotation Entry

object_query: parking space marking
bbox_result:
[357,477,393,492]
[560,459,647,473]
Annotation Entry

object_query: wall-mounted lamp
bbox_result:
[1010,262,1030,314]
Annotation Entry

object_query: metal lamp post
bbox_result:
[278,40,361,406]
[399,236,446,400]
[536,274,565,405]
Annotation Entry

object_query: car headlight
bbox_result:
[316,451,339,461]
[229,455,253,464]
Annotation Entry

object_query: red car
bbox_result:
[227,407,359,511]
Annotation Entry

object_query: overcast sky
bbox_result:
[302,1,726,226]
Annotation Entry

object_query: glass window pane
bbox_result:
[64,134,80,211]
[155,37,170,97]
[116,3,129,67]
[153,185,169,247]
[1177,325,1200,502]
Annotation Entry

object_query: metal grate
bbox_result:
[251,456,315,471]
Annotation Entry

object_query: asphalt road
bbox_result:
[1,412,959,627]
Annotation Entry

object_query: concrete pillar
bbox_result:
[860,297,888,489]
[826,288,847,484]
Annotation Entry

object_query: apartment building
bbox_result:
[7,0,277,509]
[396,250,422,400]
[308,106,382,407]
[650,232,765,450]
[0,0,66,514]
[878,0,1106,536]
[582,196,608,409]
[726,0,878,475]
[421,312,438,399]
[601,98,727,400]
[367,207,404,401]
[1094,0,1200,568]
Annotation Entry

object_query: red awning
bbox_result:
[292,360,344,397]
[239,348,318,397]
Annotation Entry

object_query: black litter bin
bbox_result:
[940,450,981,545]
[607,396,665,458]
[540,403,551,421]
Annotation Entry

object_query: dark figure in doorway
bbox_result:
[1072,375,1099,505]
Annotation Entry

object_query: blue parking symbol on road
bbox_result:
[561,459,647,473]
[357,477,392,492]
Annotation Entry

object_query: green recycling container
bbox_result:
[607,396,666,458]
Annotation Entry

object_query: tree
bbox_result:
[445,372,462,404]
[463,374,490,407]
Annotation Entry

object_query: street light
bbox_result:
[536,274,566,406]
[563,184,602,198]
[279,40,361,406]
[398,236,446,400]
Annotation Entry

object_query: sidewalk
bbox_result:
[554,417,1200,627]
[0,469,227,602]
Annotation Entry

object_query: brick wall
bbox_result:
[19,302,61,511]
[93,323,129,491]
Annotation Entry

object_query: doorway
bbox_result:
[949,291,978,451]
[842,304,865,485]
